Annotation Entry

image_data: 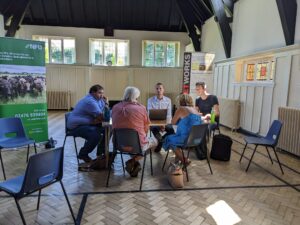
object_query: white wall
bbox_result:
[213,45,300,135]
[17,25,190,66]
[201,17,226,61]
[0,14,4,37]
[231,0,285,57]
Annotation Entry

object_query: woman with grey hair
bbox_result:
[112,86,158,177]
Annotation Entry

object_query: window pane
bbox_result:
[256,63,268,80]
[104,42,116,65]
[166,43,176,67]
[90,41,103,65]
[155,43,165,67]
[63,39,75,64]
[246,64,255,81]
[117,41,128,66]
[144,41,154,66]
[50,39,62,63]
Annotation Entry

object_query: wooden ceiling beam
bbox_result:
[176,0,201,51]
[209,0,232,58]
[5,0,32,37]
[276,0,297,45]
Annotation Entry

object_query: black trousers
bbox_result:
[150,124,175,151]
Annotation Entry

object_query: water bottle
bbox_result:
[210,108,215,124]
[103,106,110,122]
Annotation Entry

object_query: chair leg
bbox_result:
[162,150,170,171]
[120,152,125,175]
[239,143,248,162]
[204,145,213,174]
[14,198,27,225]
[265,146,273,164]
[0,150,6,180]
[246,145,258,172]
[272,147,284,175]
[181,149,189,182]
[140,154,147,191]
[26,145,30,163]
[73,137,79,166]
[106,152,116,187]
[60,181,77,225]
[37,190,41,210]
[150,149,153,176]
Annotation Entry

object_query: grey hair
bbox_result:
[123,86,140,102]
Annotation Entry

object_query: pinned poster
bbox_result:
[0,37,48,142]
[182,52,215,99]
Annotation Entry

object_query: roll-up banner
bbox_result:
[0,37,48,142]
[182,52,215,100]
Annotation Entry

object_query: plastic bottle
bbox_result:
[210,108,215,124]
[103,106,110,122]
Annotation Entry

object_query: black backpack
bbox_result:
[210,134,232,161]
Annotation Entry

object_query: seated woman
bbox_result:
[112,86,158,176]
[162,94,202,165]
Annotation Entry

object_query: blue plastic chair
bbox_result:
[162,124,213,182]
[0,147,77,225]
[106,128,153,191]
[63,112,80,165]
[239,120,284,174]
[0,117,37,180]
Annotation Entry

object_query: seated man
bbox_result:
[147,83,174,152]
[67,84,108,163]
[195,81,220,121]
[112,86,158,176]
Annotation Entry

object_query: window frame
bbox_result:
[89,38,130,66]
[142,40,180,67]
[32,35,76,64]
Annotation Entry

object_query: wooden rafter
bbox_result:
[5,0,32,37]
[276,0,297,45]
[209,0,232,58]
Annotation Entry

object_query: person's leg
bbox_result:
[174,148,190,166]
[72,125,102,161]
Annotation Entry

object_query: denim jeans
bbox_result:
[71,125,105,157]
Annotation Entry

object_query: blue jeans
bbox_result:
[71,125,105,157]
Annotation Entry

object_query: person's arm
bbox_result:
[144,108,151,133]
[147,97,152,110]
[171,107,183,125]
[166,98,172,124]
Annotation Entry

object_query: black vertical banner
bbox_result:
[182,52,192,94]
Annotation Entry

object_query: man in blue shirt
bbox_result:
[67,84,108,163]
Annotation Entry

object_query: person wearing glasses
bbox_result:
[67,84,108,163]
[147,83,174,152]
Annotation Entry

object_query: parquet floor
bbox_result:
[0,111,299,225]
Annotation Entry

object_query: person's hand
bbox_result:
[159,126,165,131]
[102,96,109,105]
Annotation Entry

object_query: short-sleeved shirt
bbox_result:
[195,95,219,115]
[147,96,172,123]
[112,101,150,147]
[67,94,106,129]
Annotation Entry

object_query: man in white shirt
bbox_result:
[147,83,174,152]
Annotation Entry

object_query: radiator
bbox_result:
[278,107,300,156]
[218,97,240,130]
[47,91,71,110]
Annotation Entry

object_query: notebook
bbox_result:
[149,109,168,121]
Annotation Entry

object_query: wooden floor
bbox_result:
[0,111,299,225]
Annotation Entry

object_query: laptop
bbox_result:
[149,109,168,121]
[109,100,121,109]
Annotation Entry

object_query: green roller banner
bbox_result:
[0,37,48,142]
